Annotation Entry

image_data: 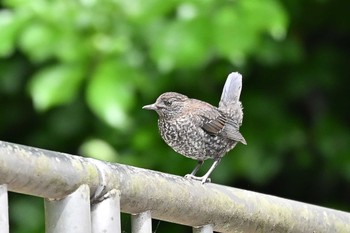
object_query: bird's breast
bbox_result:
[158,117,207,159]
[157,117,235,160]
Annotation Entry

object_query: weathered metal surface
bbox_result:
[91,189,121,233]
[131,211,152,233]
[45,184,91,233]
[0,184,9,233]
[0,141,100,198]
[1,140,350,233]
[193,224,214,233]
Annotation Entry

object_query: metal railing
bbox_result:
[0,140,349,233]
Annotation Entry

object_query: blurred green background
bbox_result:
[1,0,350,232]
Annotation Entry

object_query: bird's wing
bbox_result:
[186,99,246,144]
[200,110,247,145]
[221,118,247,145]
[201,113,226,135]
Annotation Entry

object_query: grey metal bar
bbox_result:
[0,141,101,199]
[0,184,9,233]
[1,140,350,233]
[193,224,213,233]
[45,184,91,233]
[91,189,121,233]
[131,211,152,233]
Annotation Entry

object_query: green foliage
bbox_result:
[1,0,350,232]
[29,64,85,111]
[9,194,44,233]
[87,60,138,129]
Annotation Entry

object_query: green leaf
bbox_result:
[149,18,211,72]
[212,0,288,64]
[239,0,288,40]
[28,64,84,111]
[0,10,23,56]
[86,60,136,129]
[79,138,119,162]
[117,0,177,23]
[55,31,90,63]
[212,7,257,64]
[19,21,59,62]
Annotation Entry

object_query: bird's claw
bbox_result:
[184,174,211,184]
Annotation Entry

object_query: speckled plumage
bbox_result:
[143,72,246,183]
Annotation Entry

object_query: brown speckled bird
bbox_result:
[143,72,246,184]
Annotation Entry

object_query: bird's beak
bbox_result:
[142,103,157,110]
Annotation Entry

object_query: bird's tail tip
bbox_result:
[228,72,242,80]
[219,71,243,106]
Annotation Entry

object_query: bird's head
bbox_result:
[143,92,188,119]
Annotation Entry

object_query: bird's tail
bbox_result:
[219,72,242,108]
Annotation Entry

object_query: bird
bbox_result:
[143,72,246,184]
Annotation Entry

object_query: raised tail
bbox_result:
[219,72,243,108]
[219,72,246,144]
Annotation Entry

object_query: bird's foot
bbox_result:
[184,174,211,184]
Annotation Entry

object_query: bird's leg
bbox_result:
[199,158,221,184]
[185,160,204,180]
[190,160,204,175]
[185,158,222,184]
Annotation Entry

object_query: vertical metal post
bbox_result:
[131,210,152,233]
[193,224,213,233]
[45,184,91,233]
[0,184,9,233]
[91,189,121,233]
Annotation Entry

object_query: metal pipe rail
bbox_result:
[0,140,349,232]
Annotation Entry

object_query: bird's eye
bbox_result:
[163,100,172,106]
